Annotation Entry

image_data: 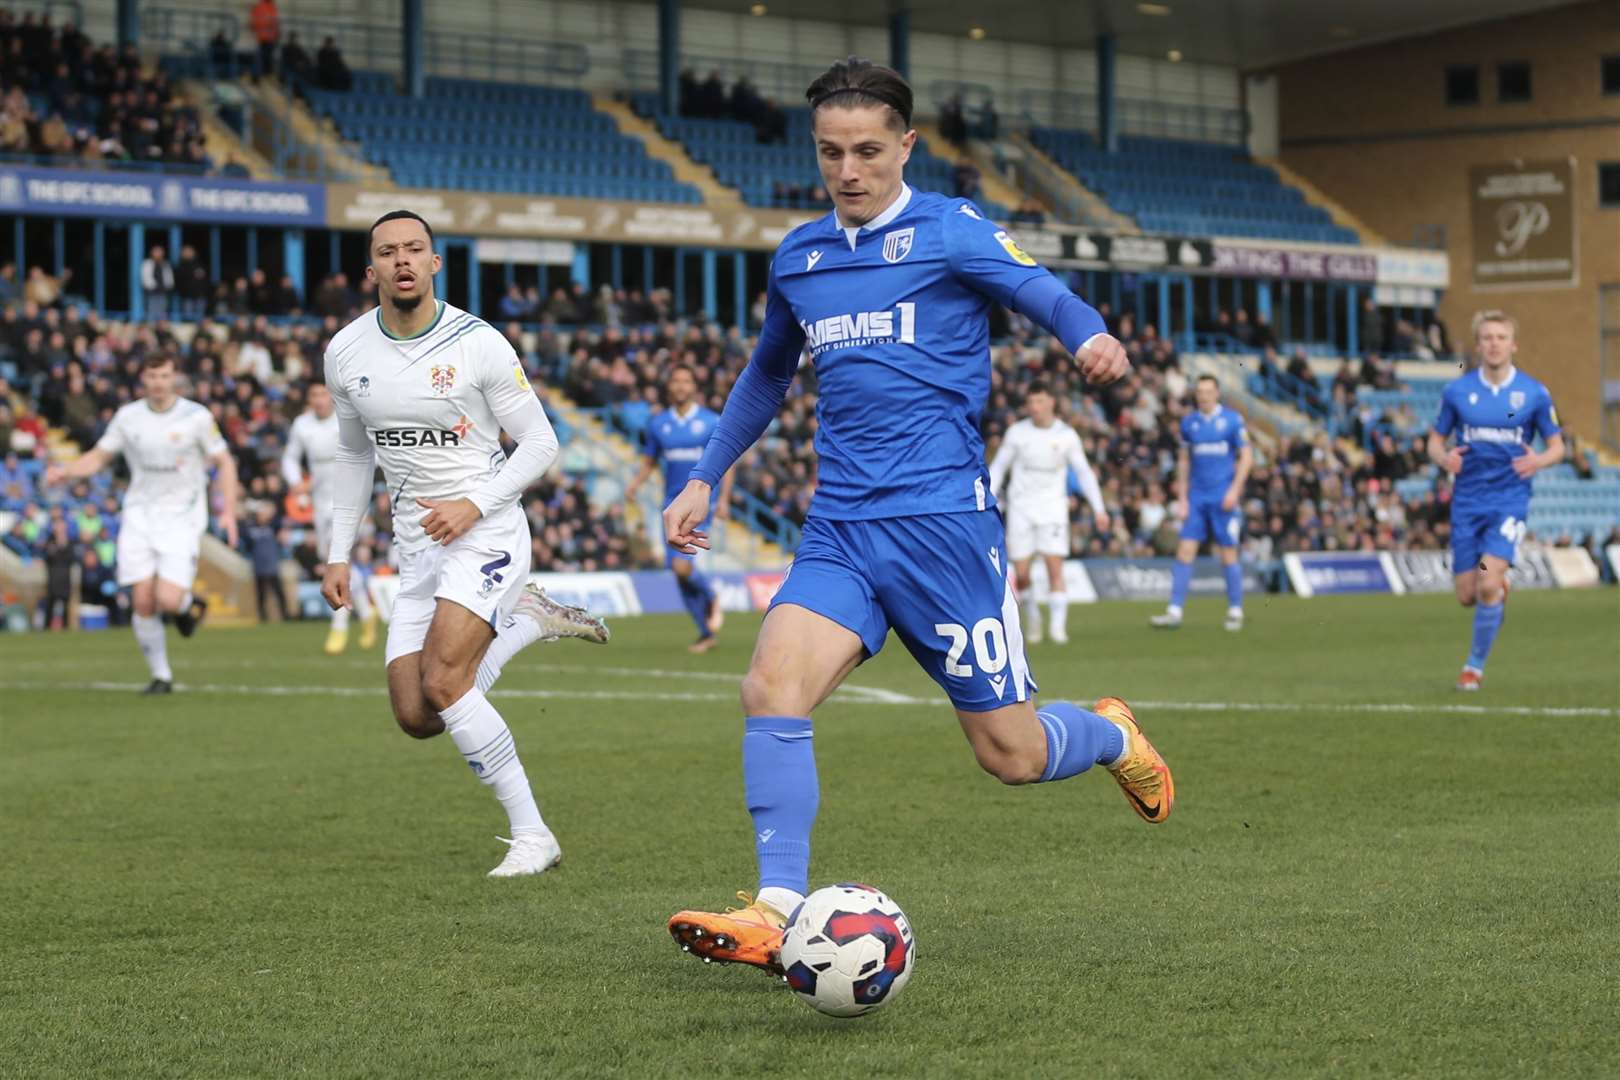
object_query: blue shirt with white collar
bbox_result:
[1179,406,1247,501]
[1433,367,1559,508]
[699,184,1105,520]
[644,403,721,507]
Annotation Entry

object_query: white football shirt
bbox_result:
[281,410,340,509]
[989,417,1103,524]
[324,300,538,554]
[95,397,226,527]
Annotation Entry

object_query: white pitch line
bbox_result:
[0,680,1613,718]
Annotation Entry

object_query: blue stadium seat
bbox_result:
[305,74,701,204]
[1030,128,1357,245]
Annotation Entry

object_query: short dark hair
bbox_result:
[368,210,434,255]
[1026,380,1053,397]
[806,56,913,131]
[667,362,697,382]
[1196,374,1220,388]
[141,353,176,371]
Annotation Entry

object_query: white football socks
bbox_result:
[441,687,546,835]
[475,612,546,693]
[331,604,351,631]
[1048,591,1069,637]
[756,886,805,919]
[132,614,172,681]
[350,568,371,620]
[1021,593,1041,633]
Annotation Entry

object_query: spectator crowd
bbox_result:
[4,265,1616,629]
[0,9,231,174]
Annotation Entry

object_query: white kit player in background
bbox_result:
[988,381,1108,645]
[45,354,239,693]
[322,210,609,878]
[281,379,379,655]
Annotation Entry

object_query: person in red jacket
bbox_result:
[249,0,279,79]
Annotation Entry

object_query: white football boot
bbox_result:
[1224,608,1244,632]
[513,584,610,644]
[488,831,563,878]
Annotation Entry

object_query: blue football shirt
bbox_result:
[752,185,1086,520]
[1180,406,1247,501]
[643,404,721,508]
[1433,367,1559,508]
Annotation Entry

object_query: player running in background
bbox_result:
[281,378,379,654]
[1151,375,1251,632]
[322,210,608,877]
[624,363,735,653]
[45,354,237,693]
[1427,310,1563,690]
[988,381,1108,645]
[662,58,1173,975]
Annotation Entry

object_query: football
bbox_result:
[780,883,916,1018]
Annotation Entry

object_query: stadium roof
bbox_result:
[699,0,1578,70]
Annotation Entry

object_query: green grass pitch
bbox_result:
[4,590,1617,1078]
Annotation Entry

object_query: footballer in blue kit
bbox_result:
[661,57,1175,975]
[1426,311,1563,690]
[1151,375,1252,632]
[625,363,734,652]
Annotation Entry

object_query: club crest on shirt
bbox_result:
[882,227,915,264]
[430,364,457,397]
[357,375,372,398]
[1509,391,1525,411]
[994,230,1037,266]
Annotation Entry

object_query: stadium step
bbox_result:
[178,80,280,180]
[1007,132,1135,231]
[1254,157,1384,247]
[593,96,741,208]
[910,122,1030,215]
[246,78,394,186]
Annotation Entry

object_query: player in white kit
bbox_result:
[46,354,239,693]
[322,210,607,877]
[281,380,380,654]
[988,382,1108,645]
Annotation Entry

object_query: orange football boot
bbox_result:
[1456,668,1482,692]
[1095,697,1174,824]
[668,892,788,974]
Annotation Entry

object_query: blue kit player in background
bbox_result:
[1152,374,1252,632]
[661,57,1175,977]
[625,363,735,653]
[1427,310,1563,691]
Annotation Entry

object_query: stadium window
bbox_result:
[1600,163,1620,209]
[1603,55,1620,95]
[1497,61,1531,103]
[1445,65,1479,106]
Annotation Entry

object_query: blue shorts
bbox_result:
[1180,497,1242,547]
[1451,500,1528,573]
[770,511,1037,712]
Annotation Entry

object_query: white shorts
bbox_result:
[384,508,531,665]
[115,510,204,588]
[1005,508,1069,560]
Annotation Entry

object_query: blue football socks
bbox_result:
[1467,600,1505,672]
[1169,560,1194,611]
[676,568,716,637]
[1036,701,1126,782]
[1224,561,1244,610]
[743,715,818,895]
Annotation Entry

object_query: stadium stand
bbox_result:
[632,89,1010,219]
[1029,129,1357,244]
[0,9,223,175]
[300,73,702,203]
[0,302,635,620]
